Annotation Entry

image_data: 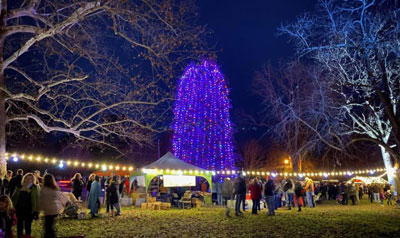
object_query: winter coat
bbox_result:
[249,182,262,200]
[71,178,84,199]
[284,179,295,194]
[294,182,303,197]
[212,183,217,193]
[371,184,380,193]
[39,187,62,216]
[106,181,120,204]
[88,181,101,213]
[349,185,357,196]
[222,179,234,199]
[12,184,40,213]
[305,179,314,192]
[264,180,275,196]
[275,181,284,193]
[8,175,23,197]
[216,182,223,195]
[86,180,93,193]
[233,177,246,195]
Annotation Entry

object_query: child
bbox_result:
[0,195,15,238]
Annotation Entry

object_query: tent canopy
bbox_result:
[142,152,206,171]
[131,152,212,197]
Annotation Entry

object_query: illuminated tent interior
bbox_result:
[130,152,213,199]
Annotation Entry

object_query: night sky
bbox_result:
[199,0,318,110]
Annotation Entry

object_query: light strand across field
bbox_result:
[5,152,396,178]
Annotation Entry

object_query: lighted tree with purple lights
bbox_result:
[172,60,235,171]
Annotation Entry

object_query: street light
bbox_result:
[284,159,289,164]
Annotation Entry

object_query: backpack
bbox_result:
[284,180,292,192]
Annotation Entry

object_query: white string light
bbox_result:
[4,152,393,177]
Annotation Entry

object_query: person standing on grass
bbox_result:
[275,179,285,209]
[106,175,121,216]
[88,176,101,218]
[119,177,124,198]
[264,177,275,216]
[86,174,95,201]
[340,182,348,205]
[222,177,234,217]
[349,183,357,205]
[294,181,304,212]
[233,173,246,216]
[368,185,373,203]
[355,183,360,204]
[379,185,385,206]
[40,174,62,238]
[105,177,112,213]
[216,180,223,206]
[371,183,380,203]
[11,173,39,238]
[359,185,363,201]
[284,178,295,210]
[249,178,262,215]
[304,177,314,208]
[71,173,84,200]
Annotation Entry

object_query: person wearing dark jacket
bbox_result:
[233,174,246,216]
[119,177,125,198]
[106,176,121,216]
[265,177,275,215]
[2,170,13,196]
[295,181,304,212]
[86,174,95,201]
[11,173,40,238]
[249,178,262,215]
[8,169,23,198]
[71,173,84,200]
[105,177,112,213]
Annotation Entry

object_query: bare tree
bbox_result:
[235,139,268,171]
[253,62,345,171]
[0,0,211,176]
[279,0,400,189]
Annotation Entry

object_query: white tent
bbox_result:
[142,152,206,171]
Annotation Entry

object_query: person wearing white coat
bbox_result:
[39,174,62,238]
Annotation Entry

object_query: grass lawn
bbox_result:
[26,199,400,238]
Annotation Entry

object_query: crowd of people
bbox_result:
[211,175,399,217]
[0,167,398,237]
[0,169,129,238]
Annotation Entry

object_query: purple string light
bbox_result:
[172,60,235,171]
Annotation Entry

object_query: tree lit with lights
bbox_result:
[172,60,235,171]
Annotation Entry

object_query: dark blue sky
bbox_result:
[199,0,318,109]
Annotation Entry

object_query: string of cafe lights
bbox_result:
[5,152,395,178]
[5,152,134,172]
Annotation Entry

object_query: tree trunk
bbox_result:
[295,155,302,172]
[0,0,7,178]
[380,146,397,193]
[0,71,5,179]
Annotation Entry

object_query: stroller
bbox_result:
[59,192,84,219]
